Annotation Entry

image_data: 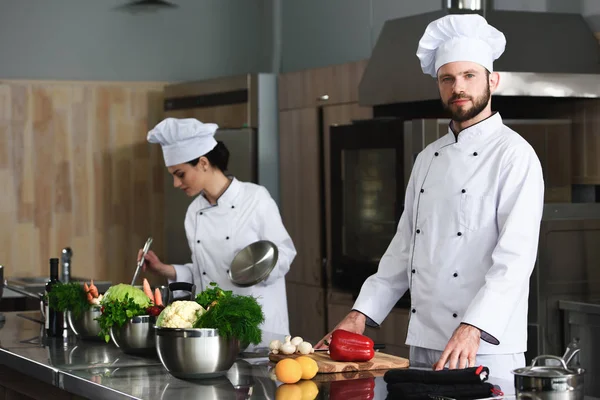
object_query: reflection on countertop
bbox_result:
[1,311,594,400]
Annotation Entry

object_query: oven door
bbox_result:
[330,118,410,307]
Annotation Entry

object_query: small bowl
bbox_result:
[67,307,103,340]
[156,327,239,379]
[110,315,156,355]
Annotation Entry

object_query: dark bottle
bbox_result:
[45,258,63,337]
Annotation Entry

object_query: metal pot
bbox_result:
[110,315,157,355]
[67,307,103,340]
[155,327,239,379]
[512,355,585,400]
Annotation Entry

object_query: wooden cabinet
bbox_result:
[278,60,373,339]
[571,99,600,185]
[278,60,368,110]
[286,281,327,342]
[327,290,410,358]
[279,108,322,286]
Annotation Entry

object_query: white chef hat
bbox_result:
[416,14,506,78]
[147,118,219,167]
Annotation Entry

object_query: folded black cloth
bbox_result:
[386,381,494,400]
[384,366,490,385]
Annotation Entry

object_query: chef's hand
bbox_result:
[315,311,367,349]
[137,249,176,280]
[433,323,481,370]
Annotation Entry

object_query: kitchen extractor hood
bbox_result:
[359,0,600,106]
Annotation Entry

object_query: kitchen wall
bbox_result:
[281,0,588,72]
[0,80,165,283]
[0,0,276,81]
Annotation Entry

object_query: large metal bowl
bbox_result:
[156,327,239,379]
[110,315,156,355]
[67,307,103,340]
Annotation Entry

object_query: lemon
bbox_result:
[297,380,319,400]
[295,356,319,380]
[275,358,303,384]
[276,383,302,400]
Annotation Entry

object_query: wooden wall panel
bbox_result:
[0,80,165,285]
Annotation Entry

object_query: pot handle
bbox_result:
[531,355,569,370]
[168,282,196,301]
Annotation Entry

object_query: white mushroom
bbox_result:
[290,336,303,347]
[269,339,282,352]
[280,336,296,355]
[297,341,313,355]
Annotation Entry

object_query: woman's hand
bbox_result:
[137,249,176,280]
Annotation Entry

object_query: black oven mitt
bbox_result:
[384,366,490,385]
[386,381,495,400]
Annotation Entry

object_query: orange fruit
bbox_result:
[295,356,318,380]
[275,358,303,384]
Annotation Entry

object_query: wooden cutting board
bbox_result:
[268,351,409,374]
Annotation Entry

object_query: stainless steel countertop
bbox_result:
[0,311,593,400]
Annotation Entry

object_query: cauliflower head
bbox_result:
[156,301,205,328]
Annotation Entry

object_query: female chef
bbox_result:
[139,117,297,336]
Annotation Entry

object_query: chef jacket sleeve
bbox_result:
[170,263,193,284]
[256,187,297,286]
[462,143,544,345]
[351,153,421,326]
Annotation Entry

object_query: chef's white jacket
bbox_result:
[353,113,544,354]
[172,178,297,336]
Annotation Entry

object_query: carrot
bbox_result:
[83,282,90,294]
[89,280,99,298]
[154,288,163,307]
[143,278,154,303]
[87,292,93,303]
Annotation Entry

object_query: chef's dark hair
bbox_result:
[188,141,229,172]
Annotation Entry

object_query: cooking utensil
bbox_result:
[512,355,585,400]
[131,237,153,286]
[228,240,278,287]
[109,315,157,355]
[155,327,240,379]
[67,307,103,340]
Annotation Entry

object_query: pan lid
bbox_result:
[228,240,278,287]
[512,355,582,378]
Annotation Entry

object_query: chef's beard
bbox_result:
[442,83,491,123]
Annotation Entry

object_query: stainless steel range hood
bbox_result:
[359,0,600,106]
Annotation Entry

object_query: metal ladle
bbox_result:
[131,237,153,286]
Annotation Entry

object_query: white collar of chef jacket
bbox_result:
[198,176,241,208]
[448,112,503,144]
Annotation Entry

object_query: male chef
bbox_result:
[317,14,544,380]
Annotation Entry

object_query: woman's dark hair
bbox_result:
[188,141,229,172]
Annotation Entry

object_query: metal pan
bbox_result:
[228,240,278,287]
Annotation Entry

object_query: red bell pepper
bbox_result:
[328,329,375,362]
[329,377,375,400]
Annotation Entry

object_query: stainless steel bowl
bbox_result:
[67,307,103,340]
[110,315,156,355]
[156,327,239,379]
